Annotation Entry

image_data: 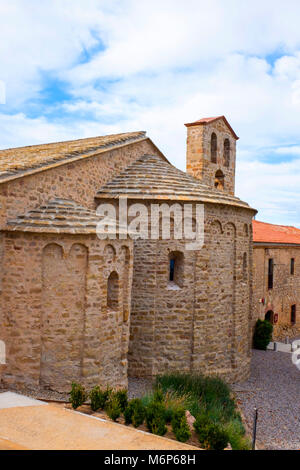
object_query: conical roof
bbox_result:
[6,198,127,235]
[96,154,254,210]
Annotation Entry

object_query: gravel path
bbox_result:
[232,349,300,450]
[128,377,153,399]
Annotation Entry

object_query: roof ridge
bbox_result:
[0,132,148,183]
[0,131,146,153]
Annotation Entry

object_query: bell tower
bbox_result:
[185,116,239,196]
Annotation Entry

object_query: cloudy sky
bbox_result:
[0,0,300,226]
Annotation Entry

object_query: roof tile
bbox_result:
[0,132,146,182]
[96,153,253,210]
[253,220,300,245]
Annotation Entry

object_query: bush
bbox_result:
[253,319,273,350]
[153,387,164,403]
[90,386,111,412]
[223,420,251,450]
[69,382,87,410]
[194,415,229,450]
[171,407,191,443]
[193,413,212,443]
[106,395,121,421]
[114,389,128,412]
[124,398,146,427]
[146,401,167,436]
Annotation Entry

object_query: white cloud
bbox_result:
[0,0,300,225]
[236,158,300,226]
[0,81,5,104]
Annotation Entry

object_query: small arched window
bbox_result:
[168,251,184,288]
[214,170,224,190]
[107,271,119,310]
[211,133,217,163]
[224,138,230,167]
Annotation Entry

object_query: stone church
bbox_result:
[0,116,256,392]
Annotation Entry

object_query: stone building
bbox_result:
[252,220,300,334]
[0,116,256,392]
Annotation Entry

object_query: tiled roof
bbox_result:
[253,220,300,245]
[5,198,127,235]
[0,132,146,182]
[184,115,239,140]
[96,154,254,210]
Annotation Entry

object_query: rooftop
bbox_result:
[184,115,239,140]
[6,198,127,235]
[253,220,300,245]
[0,132,147,182]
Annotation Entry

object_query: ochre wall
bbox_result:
[0,232,133,392]
[127,201,253,383]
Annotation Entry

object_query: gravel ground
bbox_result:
[0,378,155,403]
[128,377,154,399]
[232,349,300,450]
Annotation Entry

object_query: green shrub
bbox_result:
[69,382,87,410]
[223,420,251,450]
[124,402,134,425]
[146,401,167,436]
[171,407,191,443]
[194,415,229,450]
[124,398,145,427]
[114,389,128,412]
[164,405,173,424]
[153,387,164,403]
[193,413,212,443]
[106,395,121,421]
[253,319,273,350]
[90,386,111,412]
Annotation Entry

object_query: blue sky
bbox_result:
[0,0,300,227]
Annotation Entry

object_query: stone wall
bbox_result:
[253,244,300,330]
[127,200,253,383]
[0,138,154,390]
[186,119,236,195]
[0,232,133,392]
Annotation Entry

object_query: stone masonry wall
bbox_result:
[127,200,253,383]
[186,120,236,195]
[0,232,133,392]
